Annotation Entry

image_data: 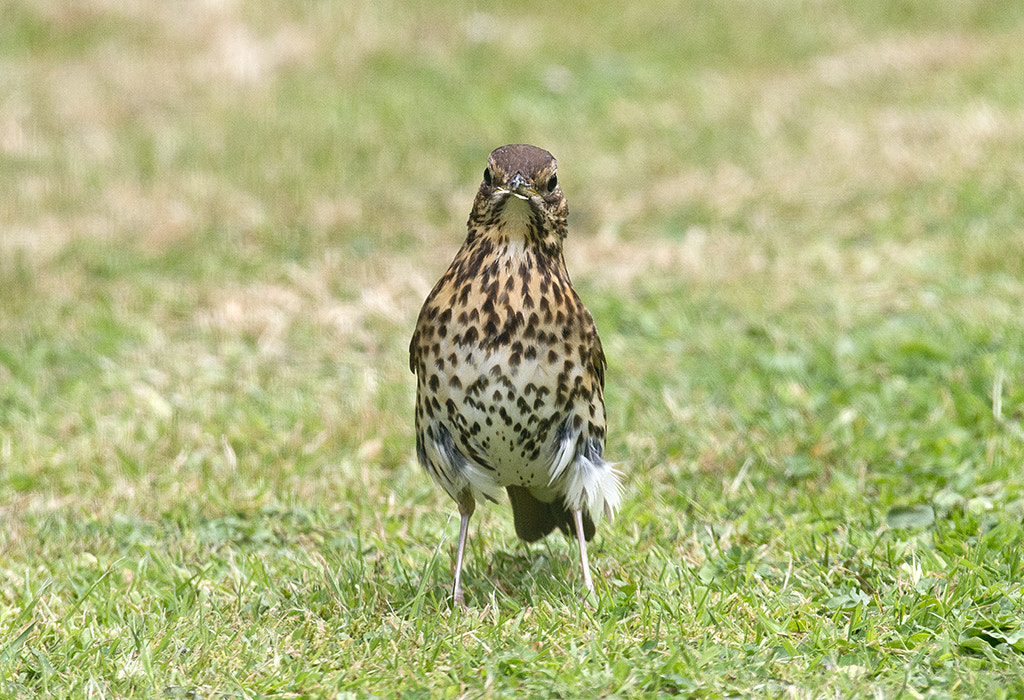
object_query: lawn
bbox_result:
[2,0,1024,697]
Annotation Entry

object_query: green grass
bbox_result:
[3,0,1024,696]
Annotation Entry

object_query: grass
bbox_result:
[2,0,1024,696]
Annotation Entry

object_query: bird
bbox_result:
[409,143,622,606]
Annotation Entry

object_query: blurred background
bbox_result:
[4,0,1023,502]
[3,0,1024,538]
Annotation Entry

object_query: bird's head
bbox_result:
[469,144,568,249]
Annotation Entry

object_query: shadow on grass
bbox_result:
[391,540,598,615]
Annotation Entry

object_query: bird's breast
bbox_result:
[415,239,600,487]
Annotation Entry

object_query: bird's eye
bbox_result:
[546,175,557,192]
[483,168,492,186]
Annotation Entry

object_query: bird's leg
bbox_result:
[572,509,596,598]
[452,492,475,608]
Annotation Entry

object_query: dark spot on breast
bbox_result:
[467,376,489,396]
[463,250,484,278]
[564,294,578,314]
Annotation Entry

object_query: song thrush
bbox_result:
[410,144,622,606]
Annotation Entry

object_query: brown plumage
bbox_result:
[410,144,621,606]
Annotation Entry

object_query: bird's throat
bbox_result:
[497,194,536,238]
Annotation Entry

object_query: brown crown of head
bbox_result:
[488,144,555,180]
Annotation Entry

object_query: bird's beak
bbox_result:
[506,172,538,200]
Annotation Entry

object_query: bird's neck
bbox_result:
[464,227,566,274]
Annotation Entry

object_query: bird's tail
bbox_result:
[507,485,596,542]
[562,441,622,522]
